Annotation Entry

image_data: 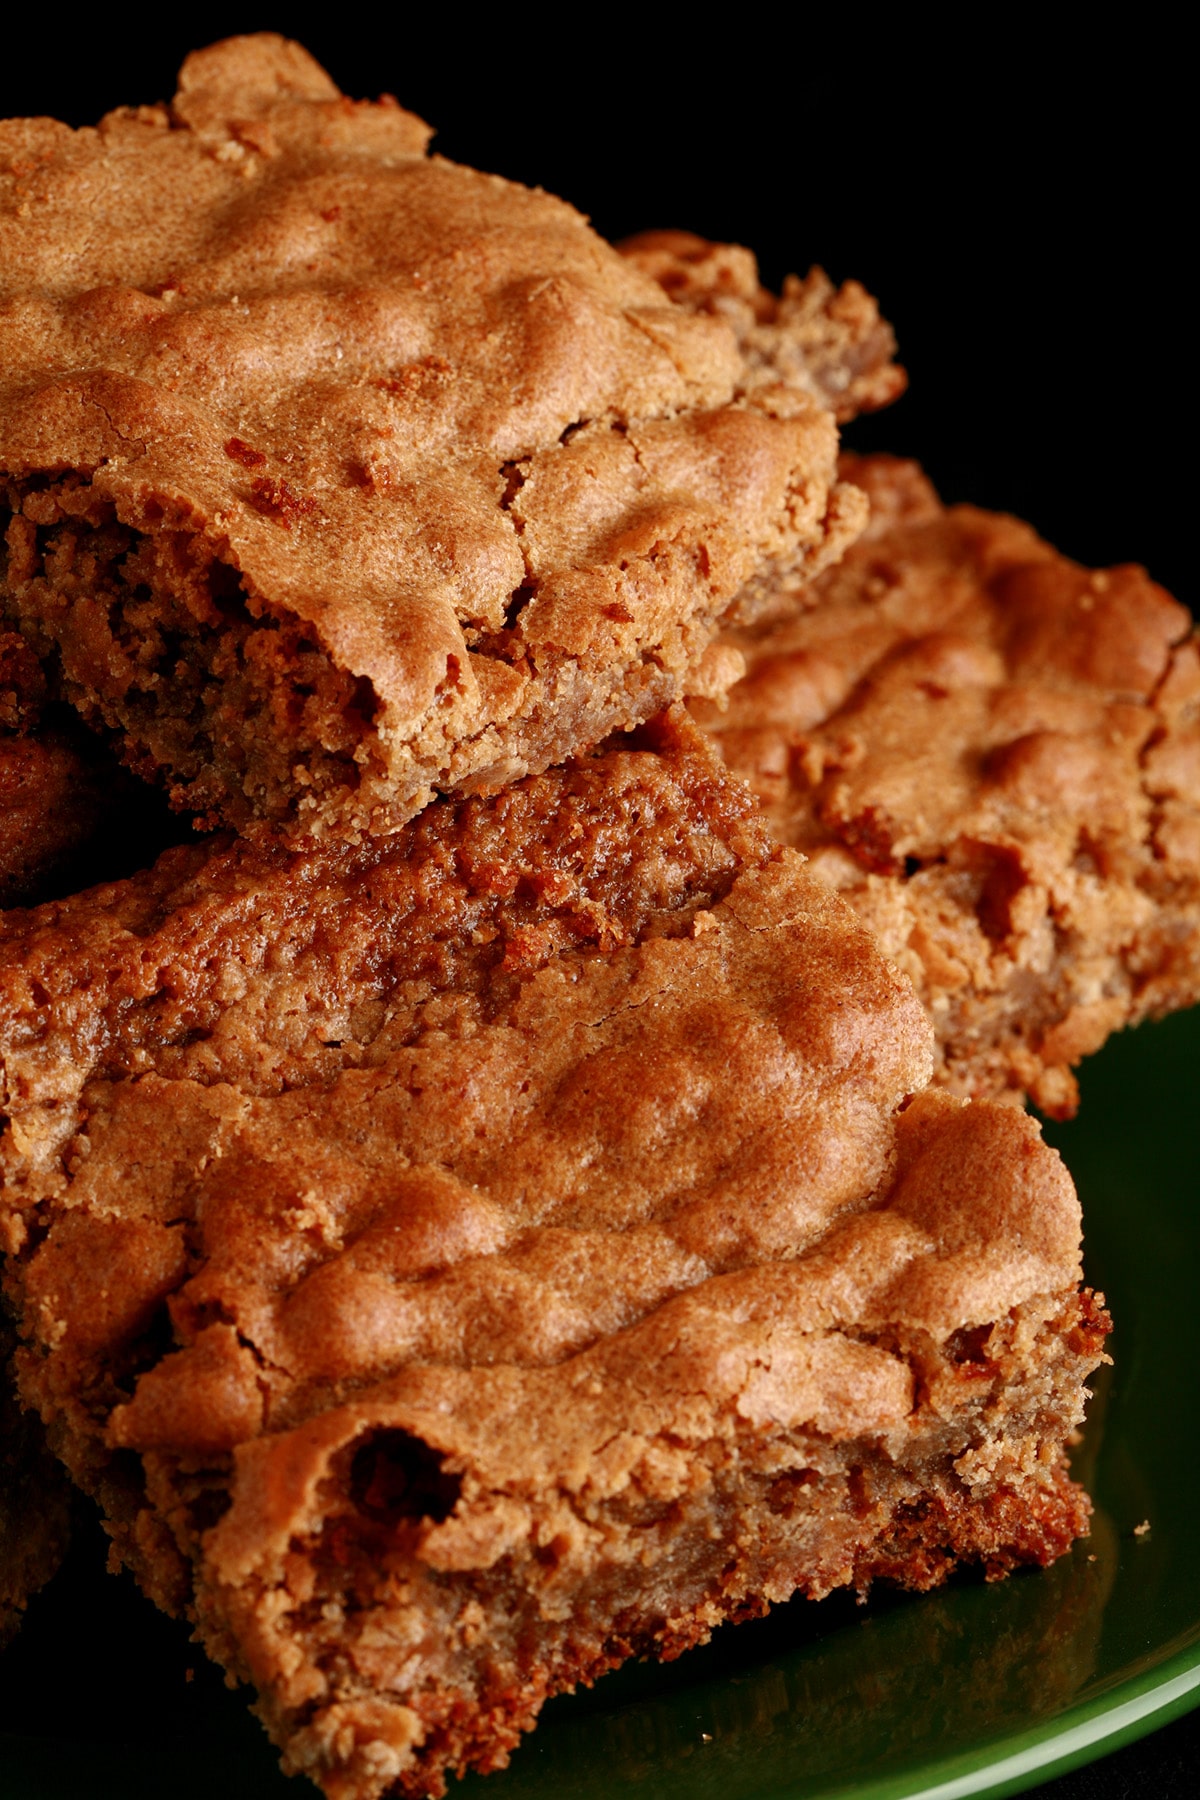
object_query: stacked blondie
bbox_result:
[0,33,1192,1800]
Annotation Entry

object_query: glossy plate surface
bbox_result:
[2,1010,1198,1800]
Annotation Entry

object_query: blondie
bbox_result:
[0,712,1106,1796]
[0,36,887,841]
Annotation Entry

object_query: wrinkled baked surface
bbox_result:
[195,1154,1100,1800]
[0,35,881,840]
[1,711,932,1468]
[0,710,1106,1797]
[695,454,1200,1116]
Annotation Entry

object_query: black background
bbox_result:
[1,15,1195,1798]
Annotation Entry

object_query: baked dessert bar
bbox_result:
[0,710,1106,1796]
[0,33,886,842]
[695,454,1200,1116]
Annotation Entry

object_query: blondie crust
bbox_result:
[0,35,884,842]
[695,454,1200,1115]
[0,711,1106,1796]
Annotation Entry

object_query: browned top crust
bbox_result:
[620,230,907,424]
[0,714,1022,1487]
[0,36,873,838]
[696,454,1200,1114]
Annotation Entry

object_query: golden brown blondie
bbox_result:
[0,36,887,842]
[0,712,1106,1797]
[695,454,1200,1115]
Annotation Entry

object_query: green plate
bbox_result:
[2,1011,1198,1799]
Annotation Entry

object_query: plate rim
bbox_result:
[751,1634,1200,1800]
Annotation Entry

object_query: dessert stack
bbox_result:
[0,34,1194,1800]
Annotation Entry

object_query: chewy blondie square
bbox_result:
[0,34,892,843]
[695,454,1200,1116]
[0,711,1106,1797]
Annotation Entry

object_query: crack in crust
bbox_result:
[694,452,1200,1116]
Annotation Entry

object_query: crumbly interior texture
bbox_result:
[1,1315,71,1647]
[0,711,1106,1797]
[619,230,907,425]
[0,35,884,842]
[694,453,1200,1116]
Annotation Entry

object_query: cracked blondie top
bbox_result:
[695,454,1200,1116]
[0,34,893,841]
[0,710,1106,1797]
